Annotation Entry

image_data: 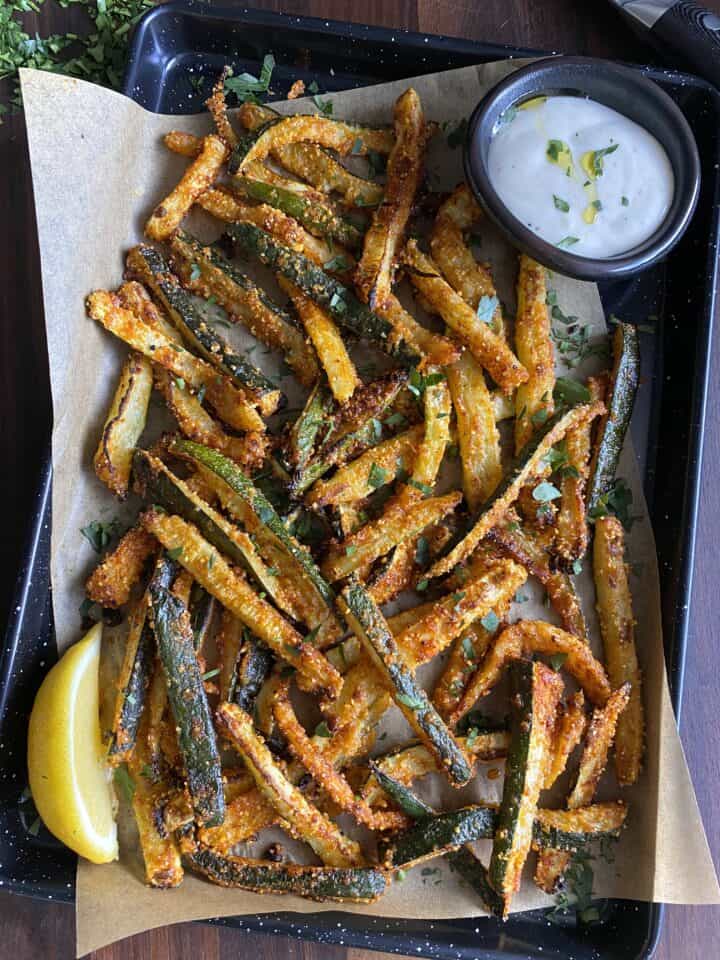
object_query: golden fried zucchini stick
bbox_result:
[447,351,502,510]
[278,276,360,403]
[93,351,152,499]
[321,490,461,582]
[272,682,407,831]
[216,703,364,868]
[146,134,228,240]
[154,368,268,472]
[205,69,239,149]
[170,232,319,388]
[433,616,508,721]
[534,684,630,892]
[306,425,424,508]
[593,516,644,785]
[487,511,587,638]
[426,401,605,580]
[430,184,503,326]
[87,291,264,434]
[404,240,528,394]
[556,376,606,564]
[543,691,587,790]
[355,88,426,308]
[452,620,612,726]
[85,525,157,608]
[514,255,555,453]
[140,509,341,697]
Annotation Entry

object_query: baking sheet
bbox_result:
[18,61,720,957]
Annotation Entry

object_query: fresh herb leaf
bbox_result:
[465,726,480,748]
[189,262,201,282]
[201,667,221,681]
[588,143,619,177]
[588,477,637,531]
[408,479,432,495]
[323,254,350,272]
[368,462,389,489]
[114,764,135,803]
[557,236,579,249]
[397,691,426,710]
[314,721,332,738]
[416,578,429,592]
[553,376,591,406]
[174,376,185,391]
[224,54,275,103]
[166,546,184,561]
[384,412,407,429]
[308,80,320,95]
[476,294,499,324]
[461,635,476,661]
[532,481,561,503]
[345,544,357,557]
[546,139,564,162]
[313,94,333,116]
[572,559,583,575]
[415,535,430,568]
[367,150,387,178]
[27,816,42,837]
[80,518,120,553]
[531,408,549,426]
[549,653,568,671]
[553,195,570,212]
[621,195,629,206]
[480,610,499,633]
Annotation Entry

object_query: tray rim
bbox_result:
[2,3,718,958]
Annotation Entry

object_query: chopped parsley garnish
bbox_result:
[465,726,481,748]
[408,479,432,495]
[114,764,135,803]
[314,721,332,738]
[553,376,591,406]
[201,668,221,681]
[592,199,602,211]
[547,850,598,925]
[368,462,389,489]
[480,610,499,633]
[548,294,608,368]
[384,411,407,429]
[461,635,476,661]
[532,481,561,503]
[80,518,121,553]
[329,291,347,313]
[546,139,564,162]
[367,150,387,178]
[588,476,637,531]
[553,195,570,213]
[408,367,446,397]
[621,195,630,206]
[557,236,580,249]
[396,692,426,710]
[415,535,430,568]
[224,54,275,103]
[189,262,201,282]
[313,94,333,116]
[548,652,568,671]
[476,294,499,324]
[586,143,619,177]
[174,376,185,391]
[345,544,357,556]
[167,546,184,561]
[308,80,320,95]
[416,578,429,592]
[323,254,351,272]
[446,117,468,149]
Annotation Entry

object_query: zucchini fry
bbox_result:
[149,557,225,827]
[447,350,502,510]
[586,323,640,514]
[170,231,318,387]
[205,69,239,148]
[514,255,555,453]
[593,516,644,785]
[306,424,424,508]
[233,112,394,171]
[376,293,461,367]
[85,524,157,608]
[404,240,528,393]
[155,368,268,471]
[433,616,508,721]
[187,846,386,902]
[367,539,416,606]
[133,450,299,621]
[284,381,334,472]
[278,276,360,402]
[173,438,341,638]
[272,682,406,831]
[94,351,153,498]
[146,133,228,241]
[430,184,502,324]
[126,245,280,417]
[487,511,587,638]
[340,579,472,786]
[543,691,587,790]
[321,490,461,582]
[426,401,605,581]
[535,684,629,893]
[355,88,426,307]
[87,289,264,434]
[216,702,363,868]
[489,660,563,916]
[395,557,526,669]
[163,130,201,157]
[107,590,155,764]
[128,713,184,888]
[237,102,385,208]
[198,787,276,855]
[141,509,341,697]
[456,620,612,714]
[556,377,605,564]
[228,222,422,366]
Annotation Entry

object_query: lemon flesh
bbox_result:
[27,622,118,863]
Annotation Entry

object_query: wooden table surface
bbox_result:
[1,0,718,957]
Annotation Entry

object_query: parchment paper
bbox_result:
[18,61,720,957]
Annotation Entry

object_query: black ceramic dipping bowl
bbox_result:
[463,56,701,280]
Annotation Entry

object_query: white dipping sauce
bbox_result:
[486,95,674,258]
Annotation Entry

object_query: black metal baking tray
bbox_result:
[1,3,717,958]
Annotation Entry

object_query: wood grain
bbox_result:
[1,1,718,958]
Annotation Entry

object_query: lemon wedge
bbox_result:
[28,622,118,863]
